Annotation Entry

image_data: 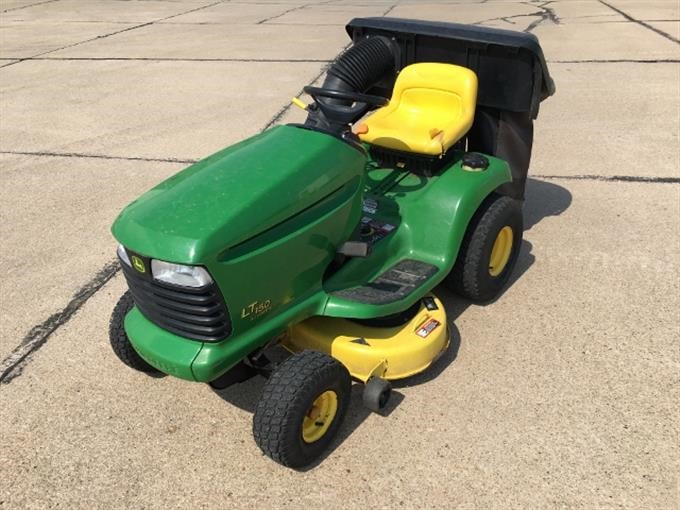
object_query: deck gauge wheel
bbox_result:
[363,376,392,413]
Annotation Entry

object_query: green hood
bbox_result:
[112,125,367,264]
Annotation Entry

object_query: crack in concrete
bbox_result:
[472,1,560,32]
[382,4,397,17]
[535,174,680,184]
[524,1,560,33]
[256,0,333,25]
[0,150,197,164]
[1,56,332,63]
[0,261,121,385]
[0,0,228,70]
[473,12,537,28]
[260,64,332,131]
[260,39,353,132]
[0,0,60,13]
[598,0,680,44]
[550,59,680,63]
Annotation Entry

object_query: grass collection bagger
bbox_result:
[109,18,554,468]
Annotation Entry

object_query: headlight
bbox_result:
[117,244,131,266]
[151,260,213,288]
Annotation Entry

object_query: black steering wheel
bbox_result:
[303,86,388,125]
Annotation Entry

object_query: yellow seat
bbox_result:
[358,63,478,156]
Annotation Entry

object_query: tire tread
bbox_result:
[446,195,523,302]
[109,291,159,373]
[253,350,350,468]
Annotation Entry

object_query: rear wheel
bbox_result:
[446,195,523,302]
[252,350,351,468]
[109,292,159,373]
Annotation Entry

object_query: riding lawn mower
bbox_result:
[109,17,554,468]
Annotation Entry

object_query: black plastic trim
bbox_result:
[119,256,231,342]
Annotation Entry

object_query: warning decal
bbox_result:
[416,318,441,338]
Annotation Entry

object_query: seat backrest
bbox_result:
[392,63,477,121]
[359,63,478,156]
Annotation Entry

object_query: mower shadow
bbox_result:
[210,375,265,414]
[524,177,572,231]
[145,371,168,379]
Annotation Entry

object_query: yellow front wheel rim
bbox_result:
[301,390,338,443]
[489,226,513,276]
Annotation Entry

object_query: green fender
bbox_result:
[323,154,512,318]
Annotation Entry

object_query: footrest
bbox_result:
[331,259,438,305]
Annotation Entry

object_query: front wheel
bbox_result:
[252,350,351,468]
[109,292,160,373]
[445,195,523,302]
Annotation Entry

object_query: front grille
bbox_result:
[120,259,231,342]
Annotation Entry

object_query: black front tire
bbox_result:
[252,350,351,468]
[446,195,523,302]
[109,292,159,373]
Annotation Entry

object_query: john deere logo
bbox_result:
[131,255,146,273]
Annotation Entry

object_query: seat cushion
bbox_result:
[359,63,478,156]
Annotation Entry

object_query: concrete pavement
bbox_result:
[1,0,678,508]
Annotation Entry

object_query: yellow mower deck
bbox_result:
[284,296,449,382]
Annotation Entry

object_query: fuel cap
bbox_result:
[461,152,489,171]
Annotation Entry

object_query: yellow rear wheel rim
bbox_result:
[301,390,338,443]
[489,226,513,276]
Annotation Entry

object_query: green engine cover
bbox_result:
[113,125,366,263]
[112,126,367,380]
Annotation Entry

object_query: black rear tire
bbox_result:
[446,195,523,302]
[109,292,159,373]
[252,350,351,468]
